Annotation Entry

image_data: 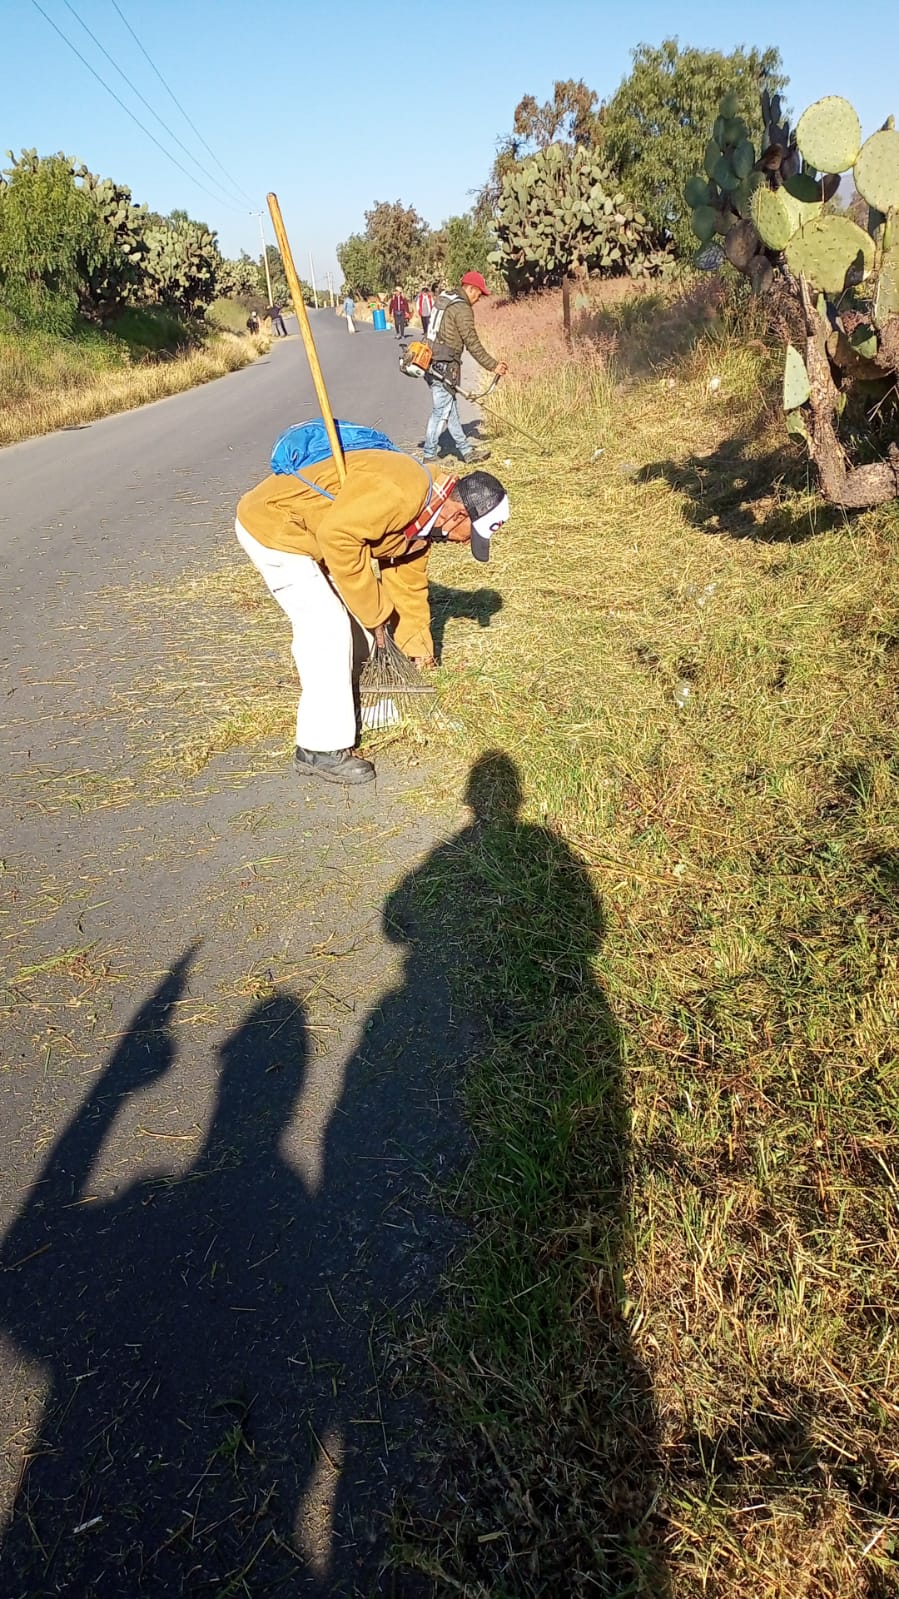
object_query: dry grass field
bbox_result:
[384,281,899,1597]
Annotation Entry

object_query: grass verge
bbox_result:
[390,291,899,1596]
[0,306,269,446]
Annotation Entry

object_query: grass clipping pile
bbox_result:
[393,305,899,1598]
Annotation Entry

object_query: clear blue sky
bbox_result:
[6,0,898,284]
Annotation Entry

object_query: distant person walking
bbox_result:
[267,303,288,337]
[343,294,356,333]
[389,287,410,340]
[416,286,435,337]
[422,271,508,464]
[246,310,261,334]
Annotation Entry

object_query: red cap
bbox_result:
[461,270,489,296]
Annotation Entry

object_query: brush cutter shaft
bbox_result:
[435,370,548,454]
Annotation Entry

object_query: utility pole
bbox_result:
[327,270,335,308]
[309,253,319,309]
[252,210,273,305]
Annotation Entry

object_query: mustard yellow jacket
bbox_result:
[236,449,434,656]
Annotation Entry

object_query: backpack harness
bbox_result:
[270,418,438,545]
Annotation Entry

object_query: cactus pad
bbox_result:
[853,129,899,214]
[735,171,765,219]
[724,219,761,271]
[751,186,795,250]
[785,215,875,292]
[795,96,861,173]
[782,174,824,232]
[785,408,809,442]
[692,205,719,242]
[684,174,712,208]
[724,118,748,147]
[783,344,811,410]
[849,323,879,359]
[733,139,756,180]
[713,154,740,192]
[874,254,899,327]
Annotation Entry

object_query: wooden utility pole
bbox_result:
[266,193,345,482]
[253,210,274,305]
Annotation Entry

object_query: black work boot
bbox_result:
[294,747,375,785]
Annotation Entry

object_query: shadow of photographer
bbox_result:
[375,750,669,1595]
[0,750,669,1596]
[0,945,456,1595]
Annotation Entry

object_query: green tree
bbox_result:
[363,200,426,290]
[0,149,116,331]
[513,78,603,151]
[603,38,786,256]
[336,232,378,296]
[443,212,494,288]
[254,245,288,304]
[476,80,604,221]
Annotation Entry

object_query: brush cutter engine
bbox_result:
[398,340,433,378]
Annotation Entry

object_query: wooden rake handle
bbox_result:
[266,193,346,485]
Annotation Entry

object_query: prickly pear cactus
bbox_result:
[489,143,671,294]
[144,220,223,316]
[76,166,150,313]
[686,88,899,509]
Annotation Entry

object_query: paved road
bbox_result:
[0,316,482,1595]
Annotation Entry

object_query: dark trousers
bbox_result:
[393,314,407,339]
[420,314,430,337]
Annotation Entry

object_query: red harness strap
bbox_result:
[402,475,457,542]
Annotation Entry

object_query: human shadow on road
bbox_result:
[428,582,503,660]
[375,751,669,1595]
[0,945,459,1595]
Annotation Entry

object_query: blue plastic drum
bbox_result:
[372,308,387,331]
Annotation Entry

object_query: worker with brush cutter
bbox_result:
[421,271,508,464]
[235,450,510,786]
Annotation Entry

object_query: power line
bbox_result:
[108,0,256,209]
[29,0,245,216]
[58,0,244,211]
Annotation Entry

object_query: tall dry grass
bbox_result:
[0,326,270,447]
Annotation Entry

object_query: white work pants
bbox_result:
[235,519,363,752]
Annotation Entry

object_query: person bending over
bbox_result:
[235,454,510,785]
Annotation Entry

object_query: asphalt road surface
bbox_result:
[0,315,483,1596]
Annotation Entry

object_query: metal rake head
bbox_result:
[359,631,445,733]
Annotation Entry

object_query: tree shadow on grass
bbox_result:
[428,581,503,660]
[381,751,669,1597]
[638,435,847,542]
[571,279,724,380]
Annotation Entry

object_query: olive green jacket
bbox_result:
[428,289,498,374]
